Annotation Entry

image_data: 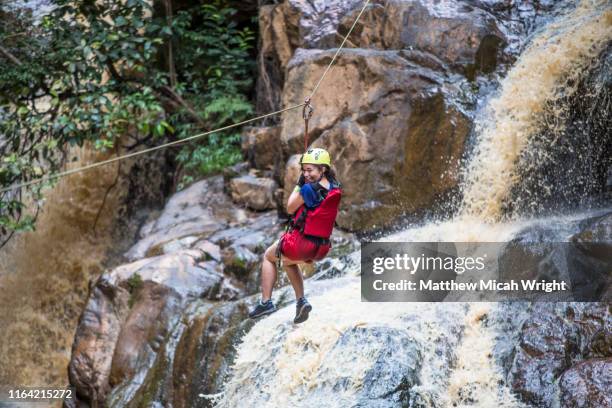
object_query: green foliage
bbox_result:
[126,272,144,308]
[175,131,243,190]
[0,0,256,238]
[170,1,255,188]
[126,272,144,292]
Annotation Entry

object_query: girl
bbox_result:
[248,148,342,323]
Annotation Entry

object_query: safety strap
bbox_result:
[289,179,329,233]
[276,231,286,270]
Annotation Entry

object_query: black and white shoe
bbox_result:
[248,299,277,319]
[294,297,312,324]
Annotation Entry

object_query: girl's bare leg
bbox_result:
[261,240,305,301]
[261,242,279,301]
[283,263,304,299]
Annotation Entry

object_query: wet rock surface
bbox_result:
[495,209,612,302]
[491,211,612,406]
[256,0,548,115]
[558,358,612,408]
[505,45,612,217]
[508,303,611,407]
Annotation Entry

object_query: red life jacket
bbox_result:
[291,185,342,238]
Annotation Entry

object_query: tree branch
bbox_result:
[0,45,23,65]
[105,60,123,82]
[164,0,177,88]
[157,85,207,128]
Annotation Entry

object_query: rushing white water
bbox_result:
[215,1,611,407]
[459,0,612,222]
[213,275,466,407]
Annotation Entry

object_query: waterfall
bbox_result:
[0,144,122,388]
[458,0,611,222]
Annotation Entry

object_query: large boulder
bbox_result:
[339,0,508,79]
[257,0,365,114]
[67,279,130,407]
[508,303,611,407]
[168,299,259,408]
[241,125,282,170]
[229,174,279,211]
[66,171,291,407]
[494,210,612,301]
[108,281,183,389]
[125,177,230,261]
[558,358,612,408]
[67,248,243,406]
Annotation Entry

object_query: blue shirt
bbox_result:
[300,182,338,209]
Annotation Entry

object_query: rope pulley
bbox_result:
[302,97,314,151]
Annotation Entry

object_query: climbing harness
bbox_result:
[275,233,285,270]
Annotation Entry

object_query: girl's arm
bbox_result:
[287,186,305,214]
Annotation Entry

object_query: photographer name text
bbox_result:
[372,279,568,292]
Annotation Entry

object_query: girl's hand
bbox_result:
[297,173,306,187]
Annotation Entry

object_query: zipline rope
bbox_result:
[1,103,306,194]
[0,0,371,194]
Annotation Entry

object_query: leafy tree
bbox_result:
[0,0,256,244]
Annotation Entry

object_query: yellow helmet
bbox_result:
[300,148,331,167]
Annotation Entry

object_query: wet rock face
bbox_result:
[65,174,282,407]
[67,252,235,406]
[108,281,183,388]
[257,0,364,115]
[336,326,422,406]
[339,0,508,79]
[508,303,612,407]
[258,0,515,110]
[491,211,612,406]
[67,279,130,407]
[559,358,612,408]
[229,174,279,211]
[496,210,612,302]
[124,177,229,261]
[171,300,256,408]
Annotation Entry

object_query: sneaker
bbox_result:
[248,299,277,319]
[293,297,312,324]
